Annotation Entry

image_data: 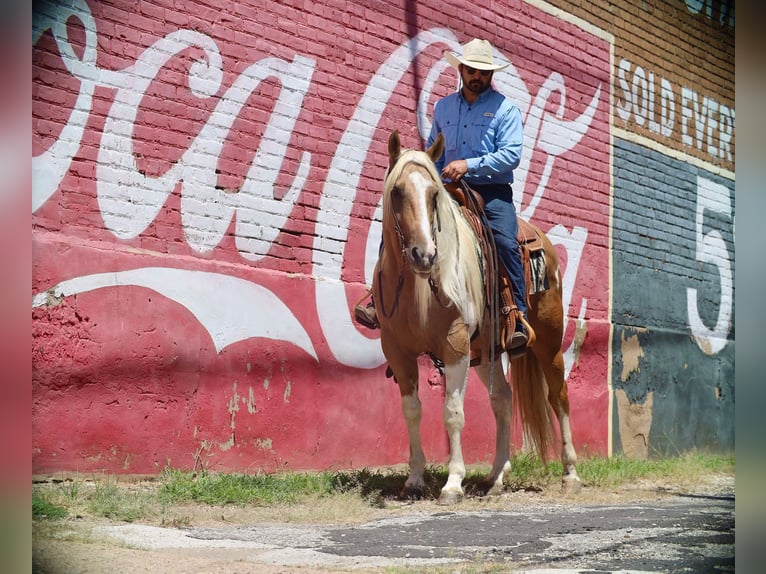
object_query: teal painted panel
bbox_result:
[612,139,734,455]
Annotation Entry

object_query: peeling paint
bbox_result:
[246,386,257,414]
[255,438,273,450]
[572,317,587,363]
[228,382,240,429]
[620,329,646,381]
[283,380,291,403]
[219,433,235,451]
[615,388,653,459]
[693,334,715,356]
[40,289,64,307]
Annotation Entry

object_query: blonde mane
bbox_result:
[382,149,485,329]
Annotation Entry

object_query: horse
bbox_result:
[371,130,581,504]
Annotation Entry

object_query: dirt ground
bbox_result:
[32,471,735,574]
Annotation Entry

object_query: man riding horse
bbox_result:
[355,38,531,357]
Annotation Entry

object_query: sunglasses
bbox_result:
[462,65,492,77]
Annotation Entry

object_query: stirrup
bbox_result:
[508,328,529,360]
[507,312,534,360]
[354,301,379,329]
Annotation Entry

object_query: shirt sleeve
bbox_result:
[465,102,523,179]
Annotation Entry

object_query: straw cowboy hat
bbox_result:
[444,38,510,72]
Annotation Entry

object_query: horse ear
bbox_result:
[426,133,444,164]
[388,130,401,171]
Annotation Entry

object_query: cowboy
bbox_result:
[355,38,529,355]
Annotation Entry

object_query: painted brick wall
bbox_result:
[545,0,735,456]
[548,0,734,173]
[32,0,733,475]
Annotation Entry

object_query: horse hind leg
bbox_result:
[541,350,582,493]
[474,358,512,496]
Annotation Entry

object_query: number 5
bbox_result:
[686,175,733,355]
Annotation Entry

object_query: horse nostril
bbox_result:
[411,246,436,267]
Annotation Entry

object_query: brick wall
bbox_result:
[545,0,735,455]
[32,0,733,474]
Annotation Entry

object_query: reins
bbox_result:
[376,209,407,320]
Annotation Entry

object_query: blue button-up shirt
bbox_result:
[427,87,523,185]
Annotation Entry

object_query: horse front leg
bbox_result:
[388,355,427,500]
[438,355,471,505]
[475,358,512,495]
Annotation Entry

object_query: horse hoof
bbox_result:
[474,479,504,498]
[437,489,464,505]
[561,476,582,494]
[485,482,506,497]
[399,486,424,501]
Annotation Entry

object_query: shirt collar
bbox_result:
[459,86,495,105]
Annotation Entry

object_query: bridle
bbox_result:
[376,158,452,320]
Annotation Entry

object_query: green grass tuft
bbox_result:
[88,478,152,522]
[157,468,336,506]
[32,492,68,520]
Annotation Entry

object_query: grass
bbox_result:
[576,450,734,488]
[89,478,152,521]
[32,451,734,524]
[32,493,68,521]
[157,467,337,505]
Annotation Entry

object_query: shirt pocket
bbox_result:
[470,115,496,155]
[442,118,459,152]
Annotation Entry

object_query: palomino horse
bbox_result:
[372,131,580,504]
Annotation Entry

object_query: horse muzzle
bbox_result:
[408,245,437,273]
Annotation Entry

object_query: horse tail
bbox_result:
[510,351,555,463]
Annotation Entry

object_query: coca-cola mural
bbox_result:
[33,0,611,473]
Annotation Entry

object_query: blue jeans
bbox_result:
[472,184,527,316]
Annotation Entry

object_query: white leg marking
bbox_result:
[401,391,426,490]
[440,356,470,502]
[477,360,512,491]
[558,411,579,479]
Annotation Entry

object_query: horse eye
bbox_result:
[391,186,402,198]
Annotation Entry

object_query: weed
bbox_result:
[32,492,68,520]
[86,477,152,522]
[57,478,82,501]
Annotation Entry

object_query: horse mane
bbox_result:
[383,149,485,329]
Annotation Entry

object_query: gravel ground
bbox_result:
[32,472,734,574]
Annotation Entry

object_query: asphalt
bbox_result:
[99,491,734,572]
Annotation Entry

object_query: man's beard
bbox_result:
[465,79,489,94]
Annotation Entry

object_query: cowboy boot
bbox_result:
[354,300,379,329]
[507,316,529,358]
[499,273,533,359]
[509,310,536,359]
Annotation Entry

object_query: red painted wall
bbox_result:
[33,0,611,474]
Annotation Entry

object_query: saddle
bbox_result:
[444,182,546,356]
